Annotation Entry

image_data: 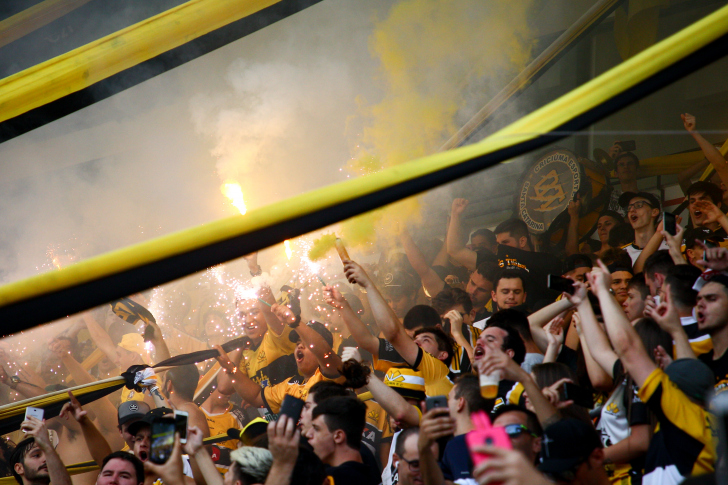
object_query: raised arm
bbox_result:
[478,346,561,428]
[646,285,695,360]
[145,319,172,363]
[633,220,664,273]
[683,113,728,186]
[566,282,619,378]
[82,312,120,365]
[323,286,379,356]
[565,199,581,256]
[271,304,342,378]
[214,346,264,408]
[400,226,445,297]
[572,312,613,391]
[344,261,420,366]
[22,417,72,485]
[59,391,113,466]
[258,286,286,336]
[186,427,222,485]
[446,310,474,362]
[528,298,573,353]
[590,261,657,388]
[447,199,477,271]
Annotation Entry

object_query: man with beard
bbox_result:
[10,417,71,485]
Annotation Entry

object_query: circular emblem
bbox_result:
[517,148,582,234]
[128,403,138,412]
[384,273,394,285]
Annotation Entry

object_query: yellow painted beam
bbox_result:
[0,0,94,50]
[0,2,727,318]
[0,0,280,124]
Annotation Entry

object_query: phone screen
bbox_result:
[174,411,188,444]
[547,275,575,295]
[663,212,676,236]
[150,418,176,464]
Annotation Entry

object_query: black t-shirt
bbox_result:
[439,434,472,481]
[476,245,561,303]
[326,460,381,485]
[698,349,726,394]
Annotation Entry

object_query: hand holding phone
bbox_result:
[150,417,176,464]
[663,212,677,236]
[465,411,512,469]
[547,275,575,295]
[425,396,448,411]
[173,410,188,444]
[279,395,305,423]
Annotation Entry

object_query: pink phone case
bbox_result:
[465,411,513,468]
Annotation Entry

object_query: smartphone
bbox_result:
[547,274,575,295]
[425,395,448,411]
[173,410,188,444]
[703,240,718,261]
[150,417,176,464]
[663,212,676,236]
[24,407,44,422]
[279,395,305,422]
[465,411,512,468]
[563,383,594,409]
[616,140,636,152]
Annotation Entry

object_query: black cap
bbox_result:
[117,400,151,426]
[665,358,715,404]
[380,269,419,297]
[618,191,660,210]
[289,321,334,349]
[686,181,723,205]
[562,254,593,275]
[538,419,602,474]
[683,227,718,250]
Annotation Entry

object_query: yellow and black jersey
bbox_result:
[448,324,481,381]
[699,349,728,396]
[373,338,452,396]
[491,380,526,410]
[241,325,297,388]
[638,368,715,485]
[201,404,245,451]
[262,368,344,415]
[680,316,713,357]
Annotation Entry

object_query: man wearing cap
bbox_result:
[619,191,667,266]
[381,270,420,320]
[537,419,610,485]
[214,303,343,417]
[591,262,715,485]
[118,400,151,450]
[126,409,196,483]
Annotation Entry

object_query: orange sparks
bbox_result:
[284,240,293,260]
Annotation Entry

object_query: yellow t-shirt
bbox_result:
[241,326,297,388]
[262,368,343,414]
[201,404,244,451]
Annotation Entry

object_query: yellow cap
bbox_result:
[118,333,150,364]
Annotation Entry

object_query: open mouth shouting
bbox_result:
[473,344,485,360]
[295,348,305,364]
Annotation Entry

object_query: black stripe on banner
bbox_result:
[1,31,728,331]
[0,0,324,144]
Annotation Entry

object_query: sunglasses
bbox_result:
[503,424,539,438]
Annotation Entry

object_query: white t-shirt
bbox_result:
[624,240,669,265]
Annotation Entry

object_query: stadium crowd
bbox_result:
[4,115,728,485]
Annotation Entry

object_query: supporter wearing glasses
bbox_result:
[618,191,666,266]
[491,404,542,465]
